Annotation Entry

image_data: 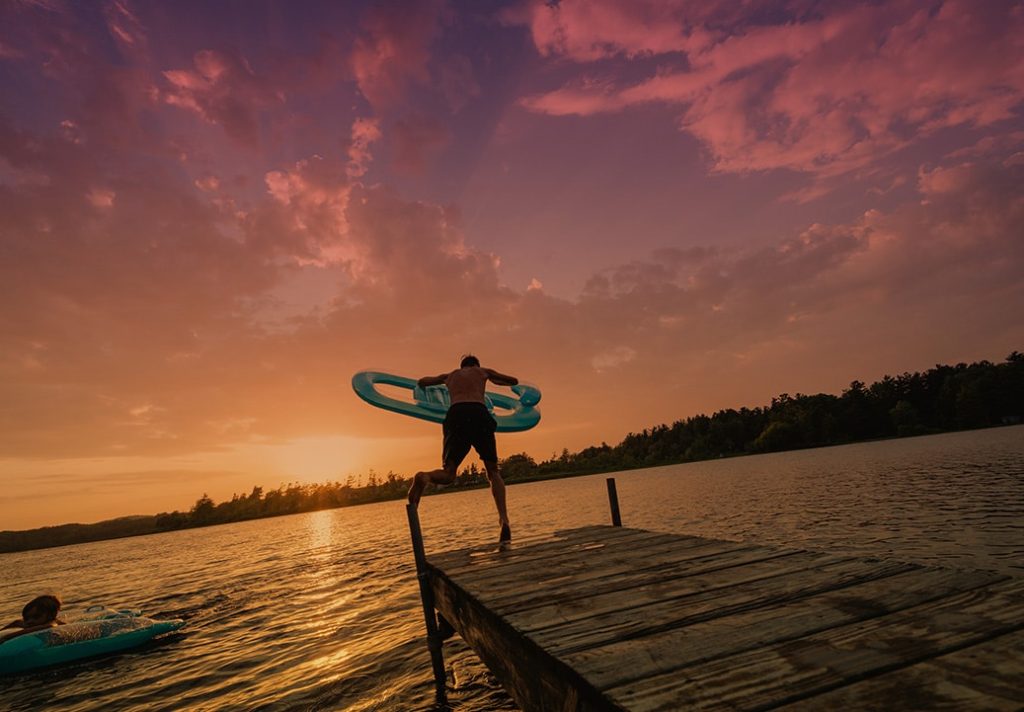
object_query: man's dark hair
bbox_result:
[460,354,480,368]
[23,595,61,622]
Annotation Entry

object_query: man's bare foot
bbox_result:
[499,522,511,544]
[408,472,427,507]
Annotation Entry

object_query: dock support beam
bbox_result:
[406,504,448,705]
[606,477,622,527]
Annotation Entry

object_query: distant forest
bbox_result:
[2,352,1021,553]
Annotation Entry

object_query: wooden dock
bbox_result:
[423,524,1024,711]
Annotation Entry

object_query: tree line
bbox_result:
[505,351,1023,478]
[2,351,1020,553]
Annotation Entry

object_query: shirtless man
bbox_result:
[407,355,518,543]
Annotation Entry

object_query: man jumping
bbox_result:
[407,355,518,543]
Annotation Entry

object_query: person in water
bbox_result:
[1,594,64,640]
[408,355,518,543]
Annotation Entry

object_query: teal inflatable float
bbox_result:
[351,370,541,432]
[0,606,184,675]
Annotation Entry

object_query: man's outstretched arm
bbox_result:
[417,373,449,388]
[485,368,519,386]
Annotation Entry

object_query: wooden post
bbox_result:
[606,477,622,527]
[406,504,448,705]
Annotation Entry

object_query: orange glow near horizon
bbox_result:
[1,0,1023,530]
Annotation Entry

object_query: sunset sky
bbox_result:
[2,0,1022,530]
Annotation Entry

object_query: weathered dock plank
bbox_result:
[507,549,838,634]
[424,525,1023,711]
[532,556,916,655]
[778,628,1024,710]
[591,567,1007,695]
[606,578,1024,711]
[446,531,721,590]
[431,526,674,573]
[462,542,762,609]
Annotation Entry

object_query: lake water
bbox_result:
[2,426,1022,710]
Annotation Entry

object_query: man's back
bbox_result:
[416,361,518,406]
[445,366,489,405]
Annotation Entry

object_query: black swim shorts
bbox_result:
[442,402,498,468]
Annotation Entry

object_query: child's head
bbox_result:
[22,595,61,626]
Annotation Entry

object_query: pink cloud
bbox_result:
[947,131,1024,162]
[162,50,284,144]
[347,117,382,178]
[514,0,705,61]
[86,187,115,207]
[244,118,459,274]
[194,174,220,192]
[253,155,356,267]
[521,77,625,116]
[350,0,448,109]
[517,0,1024,182]
[247,119,383,265]
[103,0,147,51]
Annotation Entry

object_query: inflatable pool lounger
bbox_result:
[0,609,184,675]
